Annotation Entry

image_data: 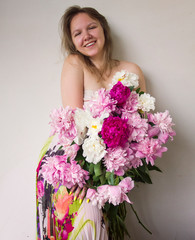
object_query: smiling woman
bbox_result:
[36,5,146,240]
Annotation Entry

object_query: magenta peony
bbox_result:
[110,81,131,106]
[101,116,129,148]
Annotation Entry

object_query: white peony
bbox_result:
[82,136,107,164]
[137,93,155,112]
[87,117,103,137]
[74,108,91,145]
[110,70,139,89]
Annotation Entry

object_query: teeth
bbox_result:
[86,42,95,47]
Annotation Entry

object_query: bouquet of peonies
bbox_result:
[43,70,175,239]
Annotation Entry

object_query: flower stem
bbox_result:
[130,204,152,235]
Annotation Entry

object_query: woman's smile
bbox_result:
[70,13,105,60]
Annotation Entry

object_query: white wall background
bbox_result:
[0,0,194,239]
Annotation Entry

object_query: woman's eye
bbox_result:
[74,32,81,37]
[89,25,96,30]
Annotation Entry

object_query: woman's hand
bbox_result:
[70,184,87,204]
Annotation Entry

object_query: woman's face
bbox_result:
[70,13,105,60]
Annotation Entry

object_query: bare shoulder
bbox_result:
[63,54,84,68]
[61,54,84,109]
[119,61,146,92]
[119,61,143,76]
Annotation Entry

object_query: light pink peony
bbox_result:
[122,112,148,142]
[122,91,139,113]
[49,106,77,144]
[148,110,176,143]
[104,144,134,176]
[84,88,116,118]
[61,160,89,188]
[86,177,134,208]
[64,144,80,161]
[118,177,134,193]
[131,138,167,165]
[41,155,89,188]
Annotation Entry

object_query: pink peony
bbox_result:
[86,177,134,208]
[41,155,89,188]
[118,177,134,193]
[109,81,131,106]
[122,112,148,142]
[84,88,116,118]
[49,106,77,143]
[131,138,167,165]
[148,110,176,143]
[122,91,139,113]
[65,144,80,161]
[101,116,129,148]
[104,144,134,176]
[61,160,89,189]
[41,155,68,187]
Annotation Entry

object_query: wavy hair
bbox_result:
[60,6,118,80]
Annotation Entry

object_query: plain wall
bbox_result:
[0,0,195,239]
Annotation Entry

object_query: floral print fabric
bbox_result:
[36,136,108,240]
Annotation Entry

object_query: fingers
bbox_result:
[79,186,87,200]
[74,186,82,200]
[69,185,87,204]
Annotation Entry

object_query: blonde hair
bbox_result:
[60,5,118,80]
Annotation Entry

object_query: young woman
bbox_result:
[36,6,146,240]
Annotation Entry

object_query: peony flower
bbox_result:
[64,144,80,161]
[41,155,68,187]
[118,177,134,193]
[111,70,139,89]
[109,81,131,106]
[61,160,89,188]
[101,116,129,148]
[104,144,134,176]
[137,93,155,112]
[148,110,176,143]
[84,88,116,118]
[87,117,103,137]
[122,91,139,113]
[74,108,91,145]
[49,106,77,144]
[41,155,89,188]
[122,112,148,142]
[82,136,107,164]
[131,138,167,165]
[87,177,134,209]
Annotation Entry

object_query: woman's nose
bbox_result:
[83,31,92,41]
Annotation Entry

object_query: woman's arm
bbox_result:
[61,54,84,109]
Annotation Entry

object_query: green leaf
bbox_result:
[75,148,84,162]
[139,91,145,95]
[94,162,102,177]
[136,87,140,93]
[92,175,100,182]
[130,86,134,91]
[100,175,106,185]
[89,163,94,175]
[148,164,162,172]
